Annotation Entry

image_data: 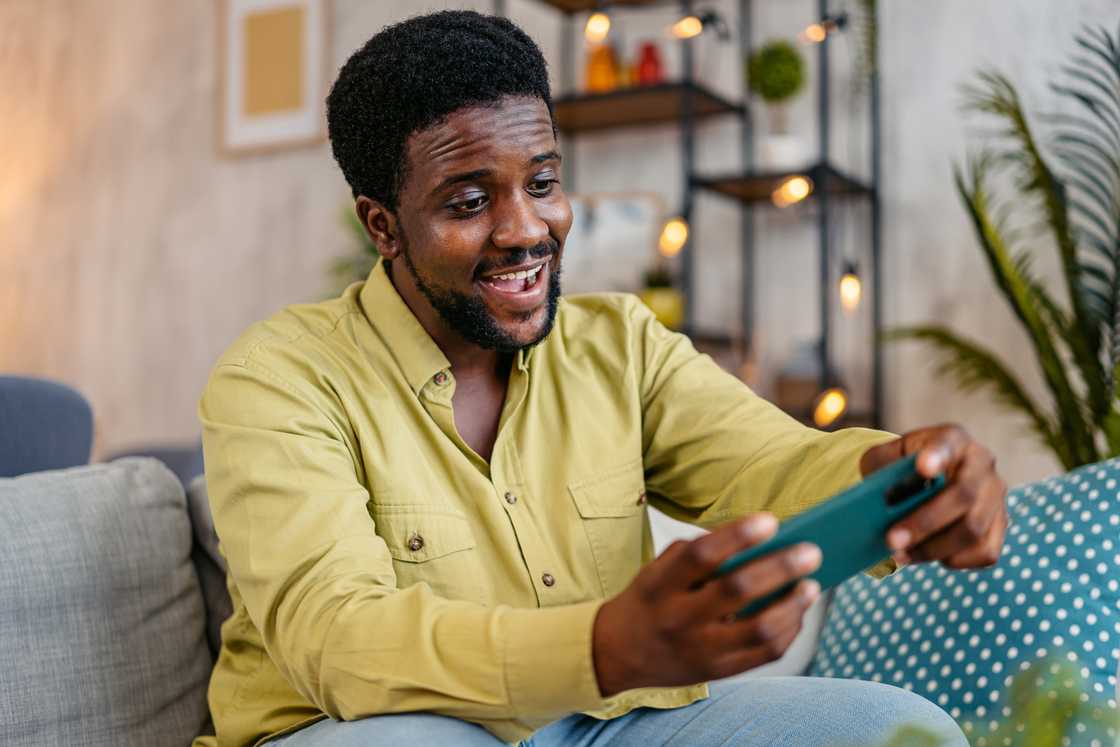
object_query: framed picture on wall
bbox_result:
[217,0,331,155]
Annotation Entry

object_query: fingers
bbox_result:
[859,424,969,479]
[909,424,971,479]
[704,580,819,675]
[887,438,994,552]
[907,473,1007,563]
[639,514,778,598]
[943,506,1008,569]
[683,541,822,622]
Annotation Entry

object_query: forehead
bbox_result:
[404,97,557,182]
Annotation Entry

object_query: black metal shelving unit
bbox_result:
[499,0,882,430]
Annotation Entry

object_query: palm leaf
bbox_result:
[964,71,1111,427]
[955,158,1100,464]
[1054,25,1120,391]
[883,326,1072,468]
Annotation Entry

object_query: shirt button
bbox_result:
[408,535,424,552]
[504,492,517,505]
[433,371,449,386]
[541,572,556,587]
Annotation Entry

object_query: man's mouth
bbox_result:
[481,263,546,291]
[476,257,551,311]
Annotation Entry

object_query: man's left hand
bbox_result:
[860,424,1008,570]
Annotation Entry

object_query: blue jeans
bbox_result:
[269,676,967,746]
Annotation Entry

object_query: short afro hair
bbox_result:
[326,10,554,212]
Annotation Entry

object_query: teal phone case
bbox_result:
[714,453,947,617]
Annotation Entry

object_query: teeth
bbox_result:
[491,265,542,282]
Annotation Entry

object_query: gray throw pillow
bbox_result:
[0,458,211,746]
[186,475,232,658]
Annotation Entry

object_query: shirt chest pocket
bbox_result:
[371,508,484,604]
[568,460,649,598]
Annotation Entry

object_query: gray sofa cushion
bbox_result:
[0,458,211,746]
[187,475,231,658]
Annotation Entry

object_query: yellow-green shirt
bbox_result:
[194,261,896,747]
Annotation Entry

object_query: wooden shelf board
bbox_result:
[554,82,743,133]
[536,0,657,12]
[692,163,873,205]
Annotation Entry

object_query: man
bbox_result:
[196,11,1005,747]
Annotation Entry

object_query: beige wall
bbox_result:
[2,0,1115,485]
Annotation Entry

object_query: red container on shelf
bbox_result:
[636,41,664,86]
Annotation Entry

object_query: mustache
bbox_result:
[476,241,557,276]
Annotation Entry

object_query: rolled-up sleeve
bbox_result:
[200,357,608,738]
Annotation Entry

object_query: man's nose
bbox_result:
[490,190,549,250]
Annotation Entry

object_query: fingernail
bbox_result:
[893,551,910,567]
[802,579,821,602]
[744,513,777,539]
[927,447,950,473]
[888,528,911,550]
[794,543,822,571]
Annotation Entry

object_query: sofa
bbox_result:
[2,376,1117,745]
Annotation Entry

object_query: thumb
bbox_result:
[860,437,904,477]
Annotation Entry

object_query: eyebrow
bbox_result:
[431,151,563,195]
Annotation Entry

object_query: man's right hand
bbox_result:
[591,513,822,697]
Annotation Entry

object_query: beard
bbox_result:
[398,237,562,354]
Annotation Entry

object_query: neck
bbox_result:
[387,260,510,380]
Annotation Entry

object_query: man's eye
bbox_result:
[450,195,487,214]
[528,179,557,196]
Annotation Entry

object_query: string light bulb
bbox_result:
[839,262,862,312]
[658,217,689,257]
[813,387,849,428]
[799,14,848,44]
[772,175,813,207]
[585,12,611,43]
[669,11,729,41]
[670,15,704,39]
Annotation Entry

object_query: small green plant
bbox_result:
[886,22,1120,470]
[327,204,380,296]
[747,39,806,104]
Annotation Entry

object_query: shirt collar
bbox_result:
[357,260,537,394]
[356,259,535,391]
[359,260,451,395]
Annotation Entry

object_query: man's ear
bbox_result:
[355,196,401,261]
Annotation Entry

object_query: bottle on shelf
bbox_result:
[585,43,621,93]
[636,41,664,86]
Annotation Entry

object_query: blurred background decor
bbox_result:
[218,0,331,154]
[747,38,807,169]
[329,204,378,295]
[6,0,1120,494]
[886,22,1120,471]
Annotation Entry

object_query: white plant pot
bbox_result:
[760,133,810,172]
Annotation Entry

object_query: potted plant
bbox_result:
[886,23,1120,470]
[328,205,379,296]
[747,39,808,169]
[638,263,684,330]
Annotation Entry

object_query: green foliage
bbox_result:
[852,0,878,94]
[747,40,806,104]
[887,22,1120,470]
[873,655,1120,746]
[328,205,379,296]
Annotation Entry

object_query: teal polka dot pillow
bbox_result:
[810,459,1120,743]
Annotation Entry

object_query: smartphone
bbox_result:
[714,453,947,617]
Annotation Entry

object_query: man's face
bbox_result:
[392,95,571,353]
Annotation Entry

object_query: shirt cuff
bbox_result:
[865,556,900,579]
[500,599,608,721]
